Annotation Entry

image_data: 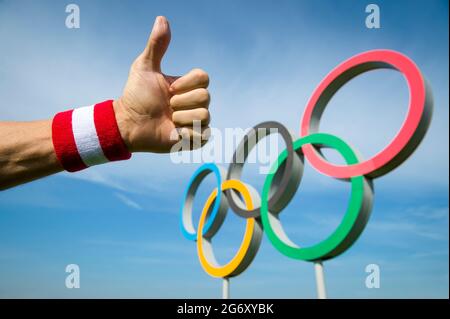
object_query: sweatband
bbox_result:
[52,100,132,172]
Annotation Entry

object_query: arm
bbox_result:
[0,16,210,190]
[0,120,62,189]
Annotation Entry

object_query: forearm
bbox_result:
[0,119,62,190]
[0,100,132,191]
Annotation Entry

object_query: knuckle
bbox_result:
[197,108,210,122]
[196,88,210,104]
[195,108,209,123]
[192,68,209,85]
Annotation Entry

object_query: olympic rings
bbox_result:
[260,133,373,261]
[300,50,433,179]
[180,49,432,279]
[197,180,263,278]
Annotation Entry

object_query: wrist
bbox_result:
[113,98,135,153]
[52,100,132,172]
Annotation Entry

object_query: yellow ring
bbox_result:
[197,179,258,278]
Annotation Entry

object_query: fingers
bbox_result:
[172,108,210,126]
[170,68,211,129]
[170,68,211,150]
[142,16,171,72]
[169,68,209,94]
[170,88,210,110]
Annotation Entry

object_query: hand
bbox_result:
[113,16,211,153]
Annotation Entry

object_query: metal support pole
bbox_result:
[222,277,230,299]
[314,261,327,299]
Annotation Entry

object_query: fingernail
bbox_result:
[153,16,163,29]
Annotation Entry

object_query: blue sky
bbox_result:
[0,0,448,298]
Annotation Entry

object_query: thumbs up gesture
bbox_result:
[113,16,211,153]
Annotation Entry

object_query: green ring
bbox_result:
[260,133,373,261]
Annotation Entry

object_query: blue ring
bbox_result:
[180,163,224,241]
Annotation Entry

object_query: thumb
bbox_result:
[143,16,171,72]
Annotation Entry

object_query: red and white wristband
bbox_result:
[52,100,132,172]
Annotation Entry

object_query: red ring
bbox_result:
[300,50,431,179]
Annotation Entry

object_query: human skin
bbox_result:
[0,16,211,190]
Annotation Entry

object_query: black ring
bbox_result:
[225,121,304,218]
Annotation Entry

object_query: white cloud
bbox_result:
[412,250,449,259]
[368,219,448,241]
[114,192,142,211]
[408,206,449,220]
